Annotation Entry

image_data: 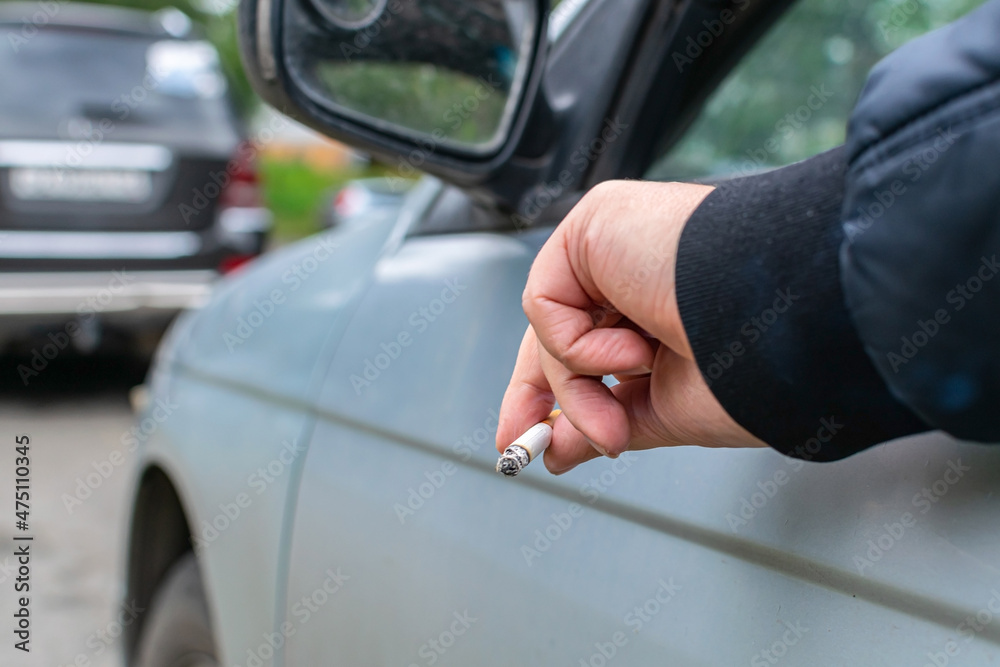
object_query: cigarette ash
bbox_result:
[496,445,530,477]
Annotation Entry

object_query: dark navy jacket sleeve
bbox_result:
[674,0,1000,460]
[840,0,1000,443]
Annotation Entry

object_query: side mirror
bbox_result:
[239,0,547,185]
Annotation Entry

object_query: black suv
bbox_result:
[0,3,271,359]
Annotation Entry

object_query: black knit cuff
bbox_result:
[674,147,929,461]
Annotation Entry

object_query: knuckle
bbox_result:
[587,179,619,200]
[521,287,540,318]
[548,338,577,368]
[559,345,594,375]
[539,316,583,364]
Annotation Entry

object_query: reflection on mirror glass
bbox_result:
[284,0,537,154]
[313,0,388,28]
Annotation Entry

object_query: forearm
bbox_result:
[674,0,1000,460]
[674,149,928,461]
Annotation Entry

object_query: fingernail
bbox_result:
[547,460,576,476]
[586,437,618,459]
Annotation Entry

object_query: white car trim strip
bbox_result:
[0,231,201,259]
[0,270,216,314]
[0,141,173,171]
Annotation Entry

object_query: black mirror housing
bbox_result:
[238,0,548,187]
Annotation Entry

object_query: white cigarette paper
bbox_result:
[496,409,561,477]
[510,422,553,461]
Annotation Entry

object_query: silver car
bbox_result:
[123,0,1000,665]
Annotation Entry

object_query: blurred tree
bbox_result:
[649,0,988,180]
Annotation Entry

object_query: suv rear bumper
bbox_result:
[0,270,216,316]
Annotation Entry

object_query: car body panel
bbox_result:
[134,189,1000,666]
[284,422,998,665]
[139,371,314,667]
[127,0,1000,664]
[169,178,440,404]
[132,178,440,665]
[271,218,1000,664]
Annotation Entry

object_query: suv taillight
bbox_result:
[219,254,255,274]
[220,152,263,209]
[215,151,272,273]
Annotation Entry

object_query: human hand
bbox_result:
[496,180,766,475]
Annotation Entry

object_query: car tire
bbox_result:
[134,552,219,667]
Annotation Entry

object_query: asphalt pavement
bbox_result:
[0,353,148,667]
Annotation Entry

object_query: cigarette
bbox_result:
[496,410,561,477]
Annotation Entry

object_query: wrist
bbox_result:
[672,148,929,460]
[643,181,714,358]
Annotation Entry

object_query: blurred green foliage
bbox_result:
[650,0,987,180]
[260,157,392,242]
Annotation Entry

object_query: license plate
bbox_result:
[8,167,153,203]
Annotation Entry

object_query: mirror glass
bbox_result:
[314,0,389,28]
[283,0,538,154]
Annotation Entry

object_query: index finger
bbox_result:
[496,327,556,454]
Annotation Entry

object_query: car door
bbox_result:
[280,0,1000,665]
